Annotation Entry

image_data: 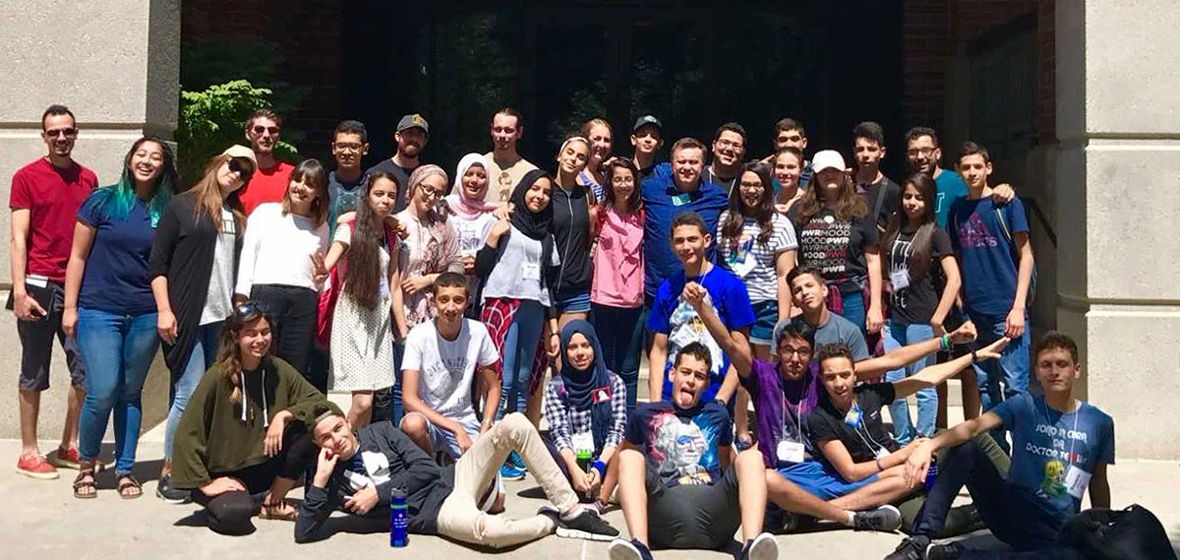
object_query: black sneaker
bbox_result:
[538,506,619,541]
[738,532,779,560]
[927,542,965,560]
[854,504,902,532]
[608,538,654,560]
[884,535,931,560]
[155,474,191,505]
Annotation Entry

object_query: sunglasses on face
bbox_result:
[228,158,255,182]
[252,125,280,135]
[45,128,78,138]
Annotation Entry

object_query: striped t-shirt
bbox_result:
[716,212,798,302]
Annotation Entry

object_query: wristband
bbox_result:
[971,349,979,363]
[940,334,951,352]
[591,460,607,477]
[875,458,884,472]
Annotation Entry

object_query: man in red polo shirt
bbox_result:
[10,104,96,479]
[236,109,294,215]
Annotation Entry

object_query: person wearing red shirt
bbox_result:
[10,104,97,479]
[236,109,295,216]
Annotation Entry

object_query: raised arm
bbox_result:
[682,281,752,379]
[855,320,977,379]
[892,337,1008,401]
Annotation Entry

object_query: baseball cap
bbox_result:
[811,150,846,174]
[222,144,258,169]
[632,115,662,133]
[397,113,429,134]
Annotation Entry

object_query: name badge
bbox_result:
[732,249,758,278]
[671,193,692,207]
[572,432,594,455]
[890,268,910,291]
[776,440,805,464]
[843,404,863,428]
[591,386,612,404]
[1064,465,1091,500]
[521,262,540,281]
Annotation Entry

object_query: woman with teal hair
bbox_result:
[62,135,178,499]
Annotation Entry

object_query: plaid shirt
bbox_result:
[543,374,627,455]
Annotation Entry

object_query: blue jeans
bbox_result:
[76,309,160,475]
[839,289,867,340]
[591,303,645,416]
[498,300,545,418]
[164,322,222,461]
[883,320,937,444]
[970,312,1031,452]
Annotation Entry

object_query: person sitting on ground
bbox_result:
[609,341,779,560]
[169,301,328,535]
[788,265,870,361]
[885,332,1114,560]
[542,319,627,512]
[295,409,620,546]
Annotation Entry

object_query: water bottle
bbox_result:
[390,489,409,548]
[923,459,939,494]
[576,449,594,500]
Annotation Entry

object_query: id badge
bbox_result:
[522,262,540,281]
[843,404,863,428]
[1064,465,1091,500]
[890,268,910,291]
[572,432,594,455]
[875,447,891,460]
[733,249,757,278]
[671,193,692,207]
[776,440,805,464]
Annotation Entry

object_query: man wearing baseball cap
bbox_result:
[630,115,668,181]
[366,113,430,213]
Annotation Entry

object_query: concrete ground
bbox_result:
[4,435,1179,559]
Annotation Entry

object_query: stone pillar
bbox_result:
[0,0,179,439]
[1055,0,1180,460]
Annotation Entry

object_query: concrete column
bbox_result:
[0,0,179,439]
[1056,1,1180,460]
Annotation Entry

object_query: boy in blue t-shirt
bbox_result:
[648,211,755,406]
[886,332,1115,559]
[948,141,1036,449]
[609,342,777,560]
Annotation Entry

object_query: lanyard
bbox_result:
[781,383,805,440]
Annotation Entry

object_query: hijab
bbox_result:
[558,319,615,453]
[446,153,496,220]
[406,164,450,225]
[509,169,552,241]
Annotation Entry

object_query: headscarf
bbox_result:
[558,319,614,454]
[509,169,553,240]
[446,153,495,220]
[407,164,450,224]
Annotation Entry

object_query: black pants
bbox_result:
[192,424,317,535]
[645,465,741,550]
[250,284,321,390]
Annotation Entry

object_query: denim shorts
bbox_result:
[749,300,779,346]
[554,289,591,314]
[776,460,878,500]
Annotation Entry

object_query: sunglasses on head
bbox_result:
[45,128,78,138]
[252,125,280,135]
[228,158,254,181]
[234,300,271,319]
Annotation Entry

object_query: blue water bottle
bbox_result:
[924,459,939,494]
[390,489,409,548]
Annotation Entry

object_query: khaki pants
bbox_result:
[436,413,577,549]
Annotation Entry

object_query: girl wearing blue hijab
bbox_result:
[543,319,627,510]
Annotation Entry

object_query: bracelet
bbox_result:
[550,332,560,338]
[939,334,950,352]
[971,349,979,363]
[591,460,607,477]
[875,458,884,472]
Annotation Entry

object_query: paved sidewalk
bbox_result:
[4,439,1179,559]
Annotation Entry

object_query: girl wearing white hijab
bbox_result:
[447,153,499,316]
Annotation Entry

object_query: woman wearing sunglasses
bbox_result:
[169,301,327,535]
[148,145,253,503]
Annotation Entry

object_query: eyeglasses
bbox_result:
[228,158,255,182]
[234,300,271,318]
[252,125,280,135]
[716,139,745,150]
[420,186,445,199]
[906,148,935,157]
[781,347,812,357]
[333,142,363,153]
[45,128,78,138]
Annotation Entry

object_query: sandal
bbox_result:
[73,469,97,499]
[116,474,143,500]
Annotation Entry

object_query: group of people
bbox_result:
[10,103,1115,559]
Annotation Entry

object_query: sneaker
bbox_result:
[499,462,526,481]
[738,532,779,560]
[884,535,931,560]
[539,505,619,541]
[507,450,528,472]
[608,538,654,560]
[156,474,192,504]
[15,455,59,480]
[855,504,903,532]
[48,447,82,470]
[926,542,965,560]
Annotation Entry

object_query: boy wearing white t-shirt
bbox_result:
[401,273,501,459]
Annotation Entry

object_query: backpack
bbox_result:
[1061,504,1177,560]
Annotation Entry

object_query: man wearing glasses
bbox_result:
[326,120,371,237]
[703,122,749,196]
[904,127,1017,230]
[366,113,430,213]
[10,104,95,479]
[237,109,293,216]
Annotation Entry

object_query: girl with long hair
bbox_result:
[577,118,613,203]
[235,159,330,388]
[880,173,968,443]
[446,153,498,315]
[168,302,326,535]
[550,136,595,327]
[148,146,251,503]
[63,136,177,498]
[395,164,463,330]
[323,172,402,429]
[789,149,884,340]
[589,158,645,415]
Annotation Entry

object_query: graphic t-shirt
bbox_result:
[887,226,954,325]
[327,170,365,238]
[717,212,797,303]
[238,161,294,216]
[365,159,415,214]
[807,383,899,476]
[948,196,1029,319]
[625,400,733,487]
[933,170,969,229]
[482,153,538,206]
[9,158,97,282]
[641,175,728,297]
[648,266,755,403]
[795,313,870,361]
[401,319,500,425]
[993,393,1115,516]
[791,207,879,292]
[76,190,157,315]
[200,208,237,325]
[741,359,822,468]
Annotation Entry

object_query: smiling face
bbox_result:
[669,353,710,409]
[217,159,251,193]
[246,117,280,156]
[42,113,77,158]
[461,163,489,200]
[432,285,468,326]
[1034,348,1080,397]
[819,355,856,409]
[789,271,828,314]
[712,130,746,168]
[565,332,595,372]
[631,125,663,156]
[587,124,613,162]
[737,170,766,212]
[313,414,359,459]
[777,334,814,381]
[609,167,636,205]
[557,140,590,176]
[524,177,552,213]
[396,127,427,158]
[491,113,521,151]
[129,140,165,186]
[286,175,319,211]
[368,176,398,217]
[331,132,368,170]
[774,151,802,190]
[237,316,272,363]
[906,134,939,175]
[671,223,710,268]
[958,154,992,190]
[413,173,447,213]
[671,146,704,188]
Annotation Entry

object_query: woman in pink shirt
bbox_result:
[589,159,644,414]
